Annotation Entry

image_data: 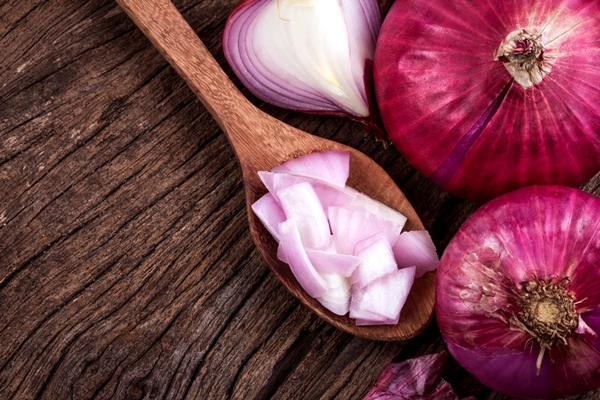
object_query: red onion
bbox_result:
[436,185,600,398]
[374,0,600,202]
[223,0,383,135]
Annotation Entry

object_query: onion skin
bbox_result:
[374,0,600,202]
[365,351,479,400]
[436,185,600,398]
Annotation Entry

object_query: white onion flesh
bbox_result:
[252,151,439,325]
[258,171,354,213]
[317,273,352,316]
[347,188,408,228]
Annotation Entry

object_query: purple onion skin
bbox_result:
[436,185,600,398]
[374,0,600,203]
[444,338,561,399]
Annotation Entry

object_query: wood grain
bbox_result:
[1,0,599,399]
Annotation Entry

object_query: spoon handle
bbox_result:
[115,0,299,164]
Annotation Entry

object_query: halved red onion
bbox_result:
[436,185,600,398]
[223,0,383,134]
[374,0,600,202]
[252,150,440,325]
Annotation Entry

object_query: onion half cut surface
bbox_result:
[374,0,600,202]
[223,0,384,135]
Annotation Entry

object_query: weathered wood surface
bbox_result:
[0,0,598,399]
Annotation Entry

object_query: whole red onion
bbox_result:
[374,0,600,202]
[436,185,600,398]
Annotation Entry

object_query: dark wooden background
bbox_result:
[1,0,599,399]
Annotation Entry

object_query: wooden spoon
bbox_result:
[115,0,435,341]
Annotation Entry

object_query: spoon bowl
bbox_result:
[115,0,435,341]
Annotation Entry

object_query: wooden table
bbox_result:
[1,1,599,398]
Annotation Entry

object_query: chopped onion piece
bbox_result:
[392,230,440,278]
[251,193,286,242]
[276,182,332,250]
[311,184,355,212]
[259,171,355,212]
[271,150,350,187]
[349,305,389,322]
[346,188,408,229]
[305,248,361,277]
[351,233,398,288]
[278,219,329,298]
[329,206,401,255]
[317,273,351,316]
[350,266,416,322]
[318,297,350,316]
